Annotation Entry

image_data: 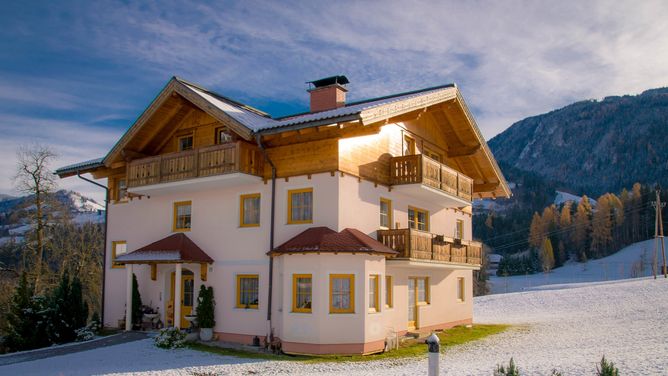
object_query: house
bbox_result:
[56,75,510,355]
[487,253,503,276]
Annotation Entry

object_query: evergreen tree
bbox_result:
[4,273,50,351]
[49,272,89,343]
[132,274,143,329]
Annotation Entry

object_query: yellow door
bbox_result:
[408,278,417,330]
[170,272,195,328]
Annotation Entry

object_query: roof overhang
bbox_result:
[115,233,213,264]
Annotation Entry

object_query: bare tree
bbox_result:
[14,144,58,290]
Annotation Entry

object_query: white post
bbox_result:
[125,264,133,331]
[426,332,440,376]
[174,263,182,329]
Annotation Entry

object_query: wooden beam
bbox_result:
[473,182,499,192]
[150,105,194,153]
[110,161,126,170]
[150,264,157,281]
[447,144,481,158]
[200,263,208,282]
[121,149,148,162]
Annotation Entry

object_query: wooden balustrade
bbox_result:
[377,228,482,266]
[127,141,263,188]
[390,154,474,202]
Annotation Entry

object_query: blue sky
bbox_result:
[1,1,668,202]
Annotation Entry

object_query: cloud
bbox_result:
[1,0,668,201]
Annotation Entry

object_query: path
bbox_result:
[0,331,147,366]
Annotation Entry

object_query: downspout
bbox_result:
[255,135,277,326]
[77,172,109,327]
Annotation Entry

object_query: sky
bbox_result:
[1,0,668,203]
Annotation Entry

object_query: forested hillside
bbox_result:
[488,87,668,196]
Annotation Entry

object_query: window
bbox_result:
[368,275,379,313]
[292,274,312,313]
[457,277,465,302]
[288,188,313,224]
[416,277,429,304]
[330,274,354,313]
[173,201,192,232]
[236,274,259,309]
[380,198,392,229]
[240,194,261,227]
[408,207,429,231]
[385,275,393,308]
[116,178,128,202]
[111,241,127,268]
[177,134,194,151]
[424,147,442,162]
[216,127,234,144]
[404,135,416,155]
[455,219,464,239]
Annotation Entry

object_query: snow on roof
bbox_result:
[55,158,104,176]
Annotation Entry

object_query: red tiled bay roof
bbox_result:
[115,233,214,264]
[271,227,397,256]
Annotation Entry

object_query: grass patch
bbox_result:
[187,324,508,363]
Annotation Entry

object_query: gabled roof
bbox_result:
[115,233,214,264]
[270,227,397,256]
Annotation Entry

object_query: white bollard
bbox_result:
[425,332,440,376]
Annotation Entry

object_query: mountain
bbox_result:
[0,190,104,243]
[489,87,668,196]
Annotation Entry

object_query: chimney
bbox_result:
[307,75,349,112]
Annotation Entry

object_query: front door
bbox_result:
[170,271,195,328]
[408,278,417,330]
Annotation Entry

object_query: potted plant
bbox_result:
[196,285,215,341]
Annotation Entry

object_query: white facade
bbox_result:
[105,172,476,354]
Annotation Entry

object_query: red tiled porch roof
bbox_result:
[115,233,214,264]
[270,227,397,256]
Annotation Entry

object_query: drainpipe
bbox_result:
[255,135,276,325]
[77,172,109,327]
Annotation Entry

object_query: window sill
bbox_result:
[239,224,260,228]
[291,310,312,314]
[173,228,191,233]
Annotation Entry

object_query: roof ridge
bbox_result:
[273,83,456,120]
[174,76,272,118]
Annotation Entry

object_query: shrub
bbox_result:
[494,357,520,376]
[596,356,620,376]
[75,327,95,342]
[196,285,215,328]
[154,327,186,349]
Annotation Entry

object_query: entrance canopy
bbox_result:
[115,233,214,264]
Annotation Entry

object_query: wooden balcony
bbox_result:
[127,141,264,188]
[377,228,482,266]
[390,154,473,202]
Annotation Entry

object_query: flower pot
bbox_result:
[199,327,213,341]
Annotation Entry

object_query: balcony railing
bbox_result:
[377,228,482,266]
[390,154,473,201]
[127,142,264,188]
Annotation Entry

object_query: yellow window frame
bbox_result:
[368,274,380,313]
[408,206,429,231]
[380,197,392,229]
[411,276,430,305]
[385,275,393,308]
[239,193,261,227]
[329,274,355,314]
[287,188,313,224]
[457,277,465,302]
[236,274,259,309]
[292,274,313,313]
[455,219,464,239]
[111,241,127,269]
[173,201,192,232]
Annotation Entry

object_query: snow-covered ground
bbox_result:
[3,277,667,375]
[489,239,658,294]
